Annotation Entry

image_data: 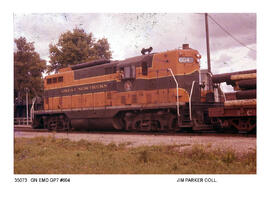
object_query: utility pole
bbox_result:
[205,13,211,73]
[25,87,29,126]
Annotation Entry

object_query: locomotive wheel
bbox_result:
[132,116,152,131]
[168,116,178,131]
[47,115,70,131]
[32,116,43,129]
[132,120,142,131]
[47,116,57,131]
[151,120,161,131]
[123,110,180,132]
[59,115,70,131]
[129,112,175,132]
[124,112,136,131]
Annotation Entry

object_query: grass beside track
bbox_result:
[14,137,256,174]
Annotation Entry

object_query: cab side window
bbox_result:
[142,62,148,76]
[124,66,131,78]
[124,65,136,79]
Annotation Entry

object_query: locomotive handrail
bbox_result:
[30,97,36,122]
[14,117,32,126]
[189,81,196,121]
[221,87,227,102]
[167,68,180,117]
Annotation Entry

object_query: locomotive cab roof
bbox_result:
[117,53,154,68]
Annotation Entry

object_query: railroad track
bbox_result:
[14,126,256,155]
[14,126,256,138]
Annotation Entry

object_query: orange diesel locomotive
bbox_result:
[32,44,227,131]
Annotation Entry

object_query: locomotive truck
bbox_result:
[32,44,256,132]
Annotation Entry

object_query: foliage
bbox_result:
[14,37,46,101]
[48,28,112,73]
[14,137,256,174]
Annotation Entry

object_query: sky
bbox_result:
[13,13,256,91]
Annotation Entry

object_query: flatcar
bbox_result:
[32,44,256,132]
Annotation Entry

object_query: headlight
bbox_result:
[178,57,194,63]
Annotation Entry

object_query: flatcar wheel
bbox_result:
[230,117,256,133]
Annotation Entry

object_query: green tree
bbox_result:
[14,37,46,102]
[48,28,112,73]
